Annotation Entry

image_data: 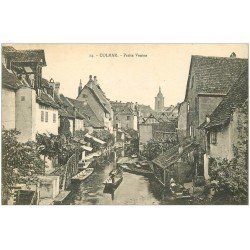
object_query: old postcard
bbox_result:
[1,44,248,205]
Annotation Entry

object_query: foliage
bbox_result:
[36,133,80,165]
[58,116,72,139]
[2,129,44,204]
[90,129,115,151]
[74,129,88,139]
[142,138,177,161]
[124,129,139,156]
[209,158,248,204]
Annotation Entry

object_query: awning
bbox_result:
[85,133,106,145]
[81,145,93,152]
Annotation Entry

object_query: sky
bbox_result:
[6,44,248,108]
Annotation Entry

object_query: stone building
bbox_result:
[200,68,248,179]
[178,53,248,176]
[111,101,138,130]
[2,46,59,142]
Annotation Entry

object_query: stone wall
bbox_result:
[2,88,16,130]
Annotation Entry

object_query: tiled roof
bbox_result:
[41,78,50,88]
[2,63,21,90]
[79,77,112,114]
[2,46,17,53]
[112,105,135,115]
[152,141,194,169]
[204,68,248,129]
[36,91,59,109]
[152,121,177,133]
[141,113,160,124]
[59,95,84,120]
[185,55,248,100]
[4,50,46,66]
[58,108,69,117]
[67,97,104,128]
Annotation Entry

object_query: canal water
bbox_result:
[65,150,176,205]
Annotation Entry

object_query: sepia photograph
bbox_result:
[1,43,248,205]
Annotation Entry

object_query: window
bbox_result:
[21,96,25,101]
[41,111,44,122]
[127,116,130,120]
[210,132,217,144]
[53,113,56,123]
[45,112,48,122]
[187,102,190,113]
[116,116,119,120]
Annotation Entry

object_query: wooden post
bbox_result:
[163,169,166,186]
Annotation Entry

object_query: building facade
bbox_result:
[181,54,248,176]
[111,101,138,131]
[77,75,113,133]
[2,46,60,142]
[201,68,248,179]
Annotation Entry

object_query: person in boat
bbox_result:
[109,172,115,184]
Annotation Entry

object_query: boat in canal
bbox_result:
[71,168,94,183]
[169,181,192,201]
[119,163,153,177]
[77,161,91,171]
[103,169,123,191]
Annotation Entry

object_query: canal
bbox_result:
[64,149,181,205]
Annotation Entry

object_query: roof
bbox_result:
[66,97,104,128]
[152,121,177,133]
[79,76,112,114]
[2,63,21,90]
[138,104,154,115]
[41,78,50,88]
[4,49,46,66]
[36,91,59,109]
[204,68,248,130]
[111,103,135,115]
[58,95,84,119]
[152,141,195,169]
[185,55,248,101]
[2,46,17,53]
[141,113,160,124]
[66,97,104,127]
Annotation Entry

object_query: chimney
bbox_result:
[55,82,60,95]
[78,79,83,96]
[93,76,98,85]
[88,75,93,88]
[230,52,236,58]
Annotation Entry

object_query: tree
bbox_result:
[74,129,88,139]
[209,158,248,204]
[142,138,177,161]
[2,129,44,204]
[58,116,72,139]
[91,129,115,151]
[124,129,139,156]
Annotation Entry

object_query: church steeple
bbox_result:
[155,85,165,111]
